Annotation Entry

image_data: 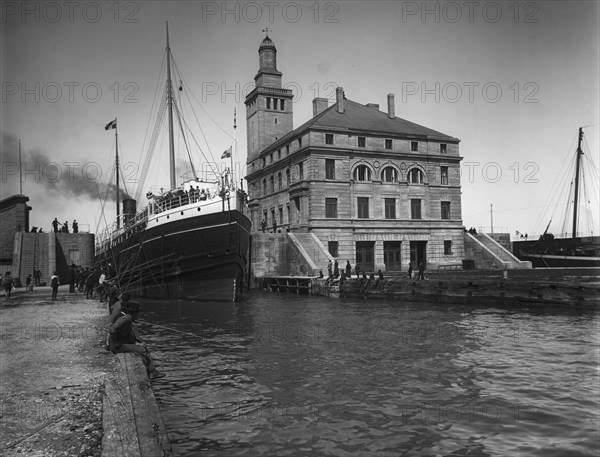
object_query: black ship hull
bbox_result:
[513,236,600,268]
[96,209,251,301]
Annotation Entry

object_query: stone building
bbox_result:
[245,36,464,272]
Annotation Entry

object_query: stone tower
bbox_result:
[245,34,294,163]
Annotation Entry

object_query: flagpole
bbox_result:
[232,108,236,189]
[115,118,120,230]
[18,139,23,195]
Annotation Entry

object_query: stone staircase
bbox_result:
[287,232,333,275]
[12,232,50,285]
[465,233,532,269]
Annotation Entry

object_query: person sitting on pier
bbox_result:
[107,280,120,313]
[109,301,165,379]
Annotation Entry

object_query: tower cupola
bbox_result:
[259,35,277,71]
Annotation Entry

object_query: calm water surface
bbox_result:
[139,292,600,457]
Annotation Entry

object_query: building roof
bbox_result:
[263,97,459,154]
[0,194,29,212]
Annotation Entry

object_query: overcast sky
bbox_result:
[1,0,599,237]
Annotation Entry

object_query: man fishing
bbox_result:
[109,301,165,379]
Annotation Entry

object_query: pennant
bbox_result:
[221,146,232,159]
[105,119,117,130]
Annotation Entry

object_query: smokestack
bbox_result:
[387,93,395,119]
[336,87,344,113]
[313,97,329,117]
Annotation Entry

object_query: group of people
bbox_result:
[320,259,427,286]
[466,227,478,235]
[40,262,164,380]
[148,185,211,213]
[51,218,79,233]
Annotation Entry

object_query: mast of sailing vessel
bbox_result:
[166,22,176,190]
[572,127,584,238]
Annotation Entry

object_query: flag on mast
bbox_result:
[221,146,232,159]
[105,119,117,130]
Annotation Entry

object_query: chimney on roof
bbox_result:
[366,103,379,110]
[313,97,328,117]
[387,93,395,119]
[336,87,344,113]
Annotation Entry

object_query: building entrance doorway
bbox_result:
[355,241,375,273]
[383,241,402,271]
[410,241,427,267]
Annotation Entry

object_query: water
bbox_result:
[140,293,600,456]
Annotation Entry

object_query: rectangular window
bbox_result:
[441,166,449,185]
[271,209,276,226]
[277,149,281,159]
[279,206,284,224]
[280,99,285,110]
[441,201,451,219]
[411,141,419,152]
[384,198,396,219]
[328,241,339,257]
[358,136,366,147]
[286,145,290,155]
[286,204,291,223]
[385,139,393,150]
[325,133,334,145]
[411,199,421,219]
[358,197,369,219]
[440,143,447,154]
[444,240,452,255]
[298,137,302,148]
[266,97,271,109]
[325,159,335,180]
[298,162,304,180]
[325,198,338,218]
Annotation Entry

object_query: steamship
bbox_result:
[95,24,251,300]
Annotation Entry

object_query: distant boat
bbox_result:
[95,23,251,300]
[513,127,600,267]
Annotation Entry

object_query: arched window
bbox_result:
[270,175,275,193]
[353,165,372,182]
[278,172,282,190]
[262,178,267,195]
[286,168,290,186]
[381,167,398,183]
[408,168,424,184]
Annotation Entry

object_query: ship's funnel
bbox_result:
[123,198,137,226]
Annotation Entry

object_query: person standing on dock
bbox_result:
[69,264,76,293]
[355,264,360,278]
[109,301,165,379]
[418,262,426,280]
[345,261,352,278]
[52,218,59,232]
[3,272,14,301]
[261,219,267,233]
[333,260,339,278]
[408,262,413,279]
[327,260,333,278]
[50,271,60,301]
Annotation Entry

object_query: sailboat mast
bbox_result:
[166,22,176,189]
[572,127,583,238]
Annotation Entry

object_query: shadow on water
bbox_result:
[135,292,599,457]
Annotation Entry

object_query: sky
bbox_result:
[1,0,599,238]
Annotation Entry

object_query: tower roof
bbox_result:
[259,35,276,52]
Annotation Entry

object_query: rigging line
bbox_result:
[170,61,221,174]
[531,137,578,234]
[136,49,168,177]
[172,98,198,179]
[171,54,234,140]
[134,89,169,201]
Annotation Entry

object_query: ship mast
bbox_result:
[572,127,583,238]
[166,22,176,190]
